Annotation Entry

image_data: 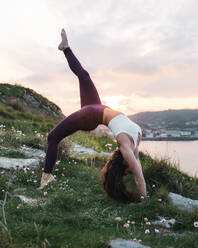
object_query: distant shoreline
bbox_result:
[142,137,198,141]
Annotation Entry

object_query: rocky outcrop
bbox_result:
[108,239,151,248]
[72,144,111,157]
[0,83,64,119]
[168,192,198,212]
[0,157,40,169]
[0,146,45,169]
[0,144,110,170]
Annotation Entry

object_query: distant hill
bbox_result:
[129,109,198,129]
[0,83,64,120]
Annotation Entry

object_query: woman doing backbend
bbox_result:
[39,29,147,203]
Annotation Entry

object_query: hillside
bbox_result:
[130,109,198,129]
[0,83,64,120]
[0,84,198,247]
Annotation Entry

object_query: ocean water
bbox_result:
[140,140,198,177]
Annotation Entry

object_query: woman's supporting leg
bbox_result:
[44,106,101,173]
[63,47,102,107]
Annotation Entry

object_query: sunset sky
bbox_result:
[0,0,198,115]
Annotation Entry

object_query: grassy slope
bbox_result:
[0,83,63,120]
[0,91,198,247]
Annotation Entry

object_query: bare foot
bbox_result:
[58,28,69,51]
[37,172,55,190]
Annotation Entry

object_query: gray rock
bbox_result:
[14,195,38,206]
[168,192,198,212]
[100,151,111,157]
[0,157,40,169]
[72,144,111,157]
[0,146,45,170]
[20,146,45,159]
[23,94,40,108]
[109,239,151,248]
[151,216,172,228]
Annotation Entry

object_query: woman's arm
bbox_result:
[120,143,147,199]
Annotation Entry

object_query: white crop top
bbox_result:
[108,114,142,148]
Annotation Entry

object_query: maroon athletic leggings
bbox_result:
[44,47,107,173]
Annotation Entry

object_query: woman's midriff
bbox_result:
[102,107,123,126]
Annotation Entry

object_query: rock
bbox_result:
[20,146,45,159]
[0,157,40,169]
[151,216,173,229]
[23,94,40,108]
[168,192,198,212]
[14,195,38,206]
[0,146,45,170]
[72,144,111,157]
[0,143,110,170]
[100,151,111,157]
[109,239,151,248]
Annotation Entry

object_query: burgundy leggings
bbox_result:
[44,47,107,173]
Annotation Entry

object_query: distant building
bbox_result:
[166,130,181,137]
[158,133,168,137]
[146,133,154,138]
[180,131,191,136]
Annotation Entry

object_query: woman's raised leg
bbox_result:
[59,29,102,107]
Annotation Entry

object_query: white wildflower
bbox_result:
[155,228,160,233]
[133,238,137,241]
[43,192,47,196]
[123,223,130,228]
[169,218,176,225]
[152,184,156,188]
[157,198,162,202]
[146,222,151,225]
[131,221,135,225]
[145,229,150,234]
[144,217,148,222]
[194,222,198,228]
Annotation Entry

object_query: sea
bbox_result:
[139,140,198,177]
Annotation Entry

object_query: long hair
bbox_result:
[100,149,141,203]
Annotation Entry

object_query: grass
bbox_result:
[0,83,63,119]
[0,154,198,248]
[0,102,198,247]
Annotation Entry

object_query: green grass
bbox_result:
[0,153,198,248]
[0,107,198,247]
[0,148,28,158]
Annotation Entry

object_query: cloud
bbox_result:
[1,0,198,115]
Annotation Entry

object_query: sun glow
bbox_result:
[103,95,125,111]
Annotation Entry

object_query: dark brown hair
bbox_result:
[100,149,141,203]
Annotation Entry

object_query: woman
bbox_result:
[39,29,147,202]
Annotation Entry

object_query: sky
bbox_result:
[0,0,198,115]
